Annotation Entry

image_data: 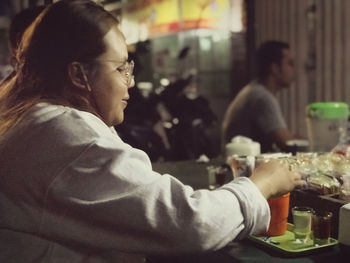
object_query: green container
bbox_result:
[306,102,349,152]
[306,102,349,119]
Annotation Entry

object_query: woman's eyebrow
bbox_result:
[95,59,125,64]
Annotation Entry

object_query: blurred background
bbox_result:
[1,0,349,159]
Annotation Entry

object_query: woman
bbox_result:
[0,1,304,262]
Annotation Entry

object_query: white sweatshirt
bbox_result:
[0,103,270,263]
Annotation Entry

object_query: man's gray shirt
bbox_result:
[223,81,286,152]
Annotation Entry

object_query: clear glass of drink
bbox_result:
[292,206,314,241]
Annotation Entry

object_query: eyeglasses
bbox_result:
[102,59,134,85]
[123,60,134,85]
[83,59,135,85]
[98,59,134,85]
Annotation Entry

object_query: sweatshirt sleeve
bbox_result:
[40,136,270,256]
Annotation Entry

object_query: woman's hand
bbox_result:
[249,159,306,199]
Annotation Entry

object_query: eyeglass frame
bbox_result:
[123,60,134,85]
[81,59,135,85]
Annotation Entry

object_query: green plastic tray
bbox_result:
[247,223,338,256]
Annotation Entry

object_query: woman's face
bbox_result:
[89,27,134,126]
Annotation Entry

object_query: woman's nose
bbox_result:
[128,76,135,88]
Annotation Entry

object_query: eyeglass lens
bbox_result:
[125,60,134,84]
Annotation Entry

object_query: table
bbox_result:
[152,158,223,189]
[149,159,348,262]
[147,242,347,263]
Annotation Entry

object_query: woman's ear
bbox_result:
[68,62,91,91]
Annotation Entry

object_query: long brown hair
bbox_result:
[0,0,118,139]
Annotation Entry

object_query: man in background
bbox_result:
[222,41,296,153]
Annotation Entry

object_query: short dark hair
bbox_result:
[9,5,46,53]
[256,41,290,78]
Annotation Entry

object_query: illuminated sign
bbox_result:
[120,0,243,43]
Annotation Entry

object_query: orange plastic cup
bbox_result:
[265,193,290,236]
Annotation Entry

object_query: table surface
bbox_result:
[148,241,346,263]
[150,159,347,263]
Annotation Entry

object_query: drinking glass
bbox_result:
[292,206,314,240]
[312,211,332,244]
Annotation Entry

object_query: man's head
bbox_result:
[256,41,295,88]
